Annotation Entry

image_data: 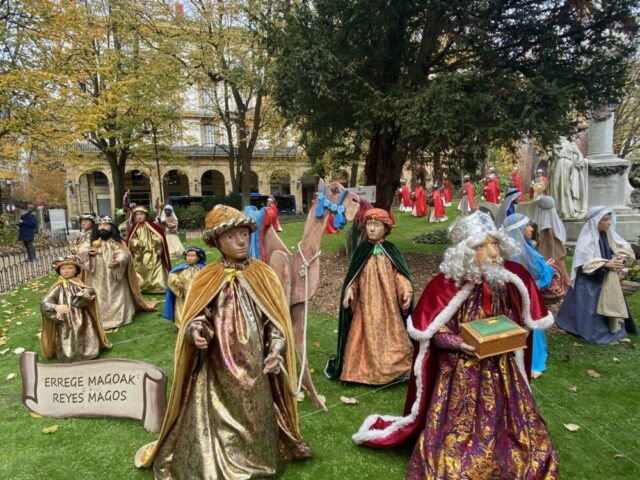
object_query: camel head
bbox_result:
[314,179,360,228]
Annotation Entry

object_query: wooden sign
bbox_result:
[20,351,167,432]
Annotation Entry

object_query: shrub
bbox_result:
[413,229,450,245]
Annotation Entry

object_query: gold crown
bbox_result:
[132,206,149,214]
[53,255,83,272]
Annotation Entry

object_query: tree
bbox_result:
[270,0,638,209]
[615,59,640,160]
[4,0,184,209]
[135,0,285,206]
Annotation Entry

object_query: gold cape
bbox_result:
[113,239,156,313]
[135,259,302,468]
[40,277,112,359]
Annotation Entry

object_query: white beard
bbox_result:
[479,258,511,286]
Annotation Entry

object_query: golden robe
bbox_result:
[166,265,202,326]
[71,231,92,282]
[40,277,111,362]
[79,239,154,330]
[135,259,311,478]
[341,254,413,385]
[129,223,168,294]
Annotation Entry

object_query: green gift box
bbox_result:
[460,314,527,359]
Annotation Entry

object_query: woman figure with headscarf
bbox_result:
[556,207,637,344]
[503,213,556,375]
[495,187,521,227]
[532,196,571,291]
[157,204,185,258]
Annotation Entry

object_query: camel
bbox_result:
[261,180,360,410]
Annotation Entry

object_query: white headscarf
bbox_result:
[570,206,629,284]
[532,196,566,244]
[158,204,178,223]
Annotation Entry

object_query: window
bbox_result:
[202,123,215,145]
[92,171,108,186]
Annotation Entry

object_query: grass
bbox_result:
[0,207,638,479]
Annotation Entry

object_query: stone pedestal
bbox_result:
[563,108,640,242]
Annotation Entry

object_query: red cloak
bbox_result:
[443,180,453,203]
[512,171,525,201]
[414,187,427,217]
[400,185,412,208]
[485,180,500,204]
[465,181,476,209]
[352,261,553,448]
[127,220,171,273]
[432,191,446,218]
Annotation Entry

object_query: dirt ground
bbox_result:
[309,250,563,317]
[310,251,443,317]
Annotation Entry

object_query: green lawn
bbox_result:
[0,208,638,479]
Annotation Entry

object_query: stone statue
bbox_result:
[549,137,588,219]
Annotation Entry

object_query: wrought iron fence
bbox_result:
[0,240,72,293]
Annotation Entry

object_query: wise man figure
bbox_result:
[135,205,312,479]
[326,208,414,385]
[530,168,548,201]
[71,212,97,254]
[40,255,111,363]
[79,216,154,330]
[353,211,558,479]
[127,206,171,294]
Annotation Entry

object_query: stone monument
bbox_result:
[563,106,640,241]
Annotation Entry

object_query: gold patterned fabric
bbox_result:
[79,239,153,330]
[406,284,558,479]
[135,260,311,474]
[166,265,202,326]
[40,278,111,362]
[129,223,168,293]
[340,254,413,384]
[71,231,92,282]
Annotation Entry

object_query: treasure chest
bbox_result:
[460,315,527,359]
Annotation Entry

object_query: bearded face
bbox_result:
[97,223,113,239]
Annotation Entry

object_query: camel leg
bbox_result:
[291,302,327,411]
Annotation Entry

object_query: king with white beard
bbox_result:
[353,211,558,479]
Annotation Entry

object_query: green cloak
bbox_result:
[324,240,414,380]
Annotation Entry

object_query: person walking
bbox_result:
[18,203,38,262]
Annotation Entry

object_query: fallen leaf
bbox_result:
[295,391,305,402]
[332,330,339,334]
[41,425,59,434]
[571,342,584,348]
[613,357,620,364]
[620,338,632,343]
[6,373,16,380]
[317,394,326,404]
[614,453,625,459]
[563,423,580,432]
[313,341,320,348]
[0,348,9,355]
[16,322,22,326]
[29,412,43,419]
[586,369,601,378]
[13,347,25,355]
[308,368,315,374]
[0,339,6,346]
[340,396,359,405]
[568,386,578,393]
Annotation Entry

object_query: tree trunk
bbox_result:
[365,130,407,210]
[349,162,358,187]
[106,151,127,210]
[239,141,251,208]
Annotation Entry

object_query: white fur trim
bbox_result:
[352,340,429,444]
[501,270,554,330]
[406,283,474,342]
[513,349,530,390]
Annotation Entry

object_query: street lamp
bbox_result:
[142,123,164,205]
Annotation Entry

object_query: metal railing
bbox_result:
[0,241,72,293]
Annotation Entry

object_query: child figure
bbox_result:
[40,255,111,362]
[164,246,207,326]
[326,208,414,385]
